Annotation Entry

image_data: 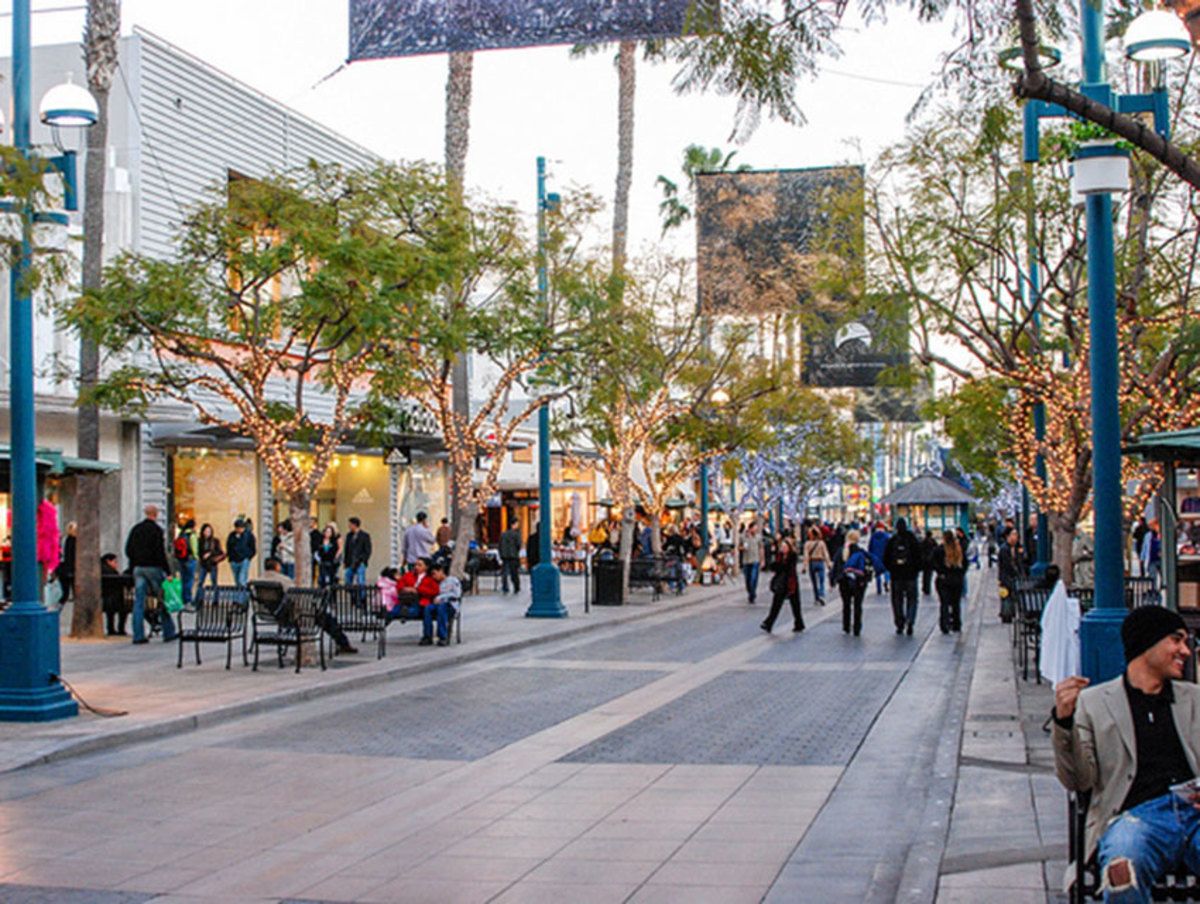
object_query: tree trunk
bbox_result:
[445,52,474,535]
[1050,515,1077,587]
[650,516,662,557]
[612,40,635,277]
[619,512,635,597]
[450,499,476,581]
[72,0,119,639]
[291,495,312,589]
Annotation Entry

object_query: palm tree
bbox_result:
[72,0,119,638]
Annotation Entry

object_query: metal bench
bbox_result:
[1068,789,1200,901]
[629,556,679,601]
[1015,586,1051,682]
[177,585,248,669]
[248,582,326,673]
[328,585,387,659]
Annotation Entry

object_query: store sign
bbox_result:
[349,0,719,60]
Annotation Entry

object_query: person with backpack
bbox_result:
[884,517,924,636]
[868,522,892,595]
[173,518,198,607]
[837,529,873,636]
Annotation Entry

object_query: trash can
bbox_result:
[593,558,624,606]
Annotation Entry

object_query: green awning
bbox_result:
[0,445,120,475]
[1124,427,1200,463]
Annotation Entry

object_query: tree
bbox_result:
[867,98,1200,579]
[656,143,749,236]
[369,188,606,579]
[72,0,120,638]
[62,162,458,588]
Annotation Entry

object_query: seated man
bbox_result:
[427,562,461,647]
[1053,606,1200,902]
[261,557,357,654]
[387,556,440,645]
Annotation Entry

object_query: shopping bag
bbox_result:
[162,574,184,614]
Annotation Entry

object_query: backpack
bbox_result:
[173,534,191,561]
[891,534,914,570]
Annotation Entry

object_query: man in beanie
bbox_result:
[1053,606,1198,900]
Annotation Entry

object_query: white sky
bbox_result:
[5,0,962,257]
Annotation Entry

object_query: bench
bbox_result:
[467,553,502,594]
[387,593,463,644]
[629,556,679,601]
[1015,586,1051,682]
[177,585,249,669]
[1069,789,1200,901]
[248,582,326,672]
[328,585,387,659]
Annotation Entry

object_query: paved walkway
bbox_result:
[0,574,727,774]
[0,566,1078,903]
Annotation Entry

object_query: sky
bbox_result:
[3,0,963,258]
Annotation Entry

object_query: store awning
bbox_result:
[1125,426,1200,463]
[150,421,445,456]
[0,445,120,476]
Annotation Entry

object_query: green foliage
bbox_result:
[927,380,1013,499]
[656,143,750,236]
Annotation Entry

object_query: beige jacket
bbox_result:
[1053,675,1200,860]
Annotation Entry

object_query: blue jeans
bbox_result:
[875,568,890,594]
[282,562,294,579]
[1098,793,1200,903]
[743,562,760,603]
[230,559,250,588]
[808,562,826,600]
[501,558,521,593]
[344,563,366,586]
[132,566,175,643]
[179,558,197,608]
[198,563,220,592]
[425,601,456,642]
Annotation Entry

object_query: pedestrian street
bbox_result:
[0,579,983,904]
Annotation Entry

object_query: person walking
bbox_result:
[868,522,891,595]
[225,518,256,588]
[802,525,831,605]
[933,529,967,634]
[173,518,198,608]
[761,532,803,634]
[56,520,77,605]
[920,530,938,596]
[342,517,372,586]
[315,525,340,588]
[197,522,224,593]
[740,520,765,605]
[837,529,872,636]
[884,517,923,636]
[498,520,522,594]
[125,504,177,644]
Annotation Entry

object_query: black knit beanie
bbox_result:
[1122,606,1187,663]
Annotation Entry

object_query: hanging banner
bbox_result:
[695,166,864,315]
[349,0,719,60]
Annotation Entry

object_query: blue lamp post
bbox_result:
[0,0,97,721]
[526,156,567,619]
[1022,2,1190,681]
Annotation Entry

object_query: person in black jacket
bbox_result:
[226,518,256,588]
[997,527,1025,623]
[125,504,176,644]
[920,530,938,596]
[933,530,967,633]
[342,517,372,586]
[883,517,923,636]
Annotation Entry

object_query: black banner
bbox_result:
[349,0,718,60]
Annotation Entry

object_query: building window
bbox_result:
[171,448,261,541]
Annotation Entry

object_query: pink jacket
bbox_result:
[376,575,398,611]
[37,499,60,573]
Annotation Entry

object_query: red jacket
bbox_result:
[398,570,440,606]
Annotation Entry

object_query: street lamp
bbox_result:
[526,156,568,619]
[698,387,730,557]
[0,0,95,721]
[1022,3,1190,681]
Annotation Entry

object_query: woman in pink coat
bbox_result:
[37,495,61,584]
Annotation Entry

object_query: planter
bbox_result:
[1071,140,1131,196]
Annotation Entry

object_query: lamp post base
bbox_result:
[526,563,568,619]
[1080,605,1127,684]
[0,607,78,722]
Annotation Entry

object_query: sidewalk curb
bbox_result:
[12,583,730,774]
[896,574,989,903]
